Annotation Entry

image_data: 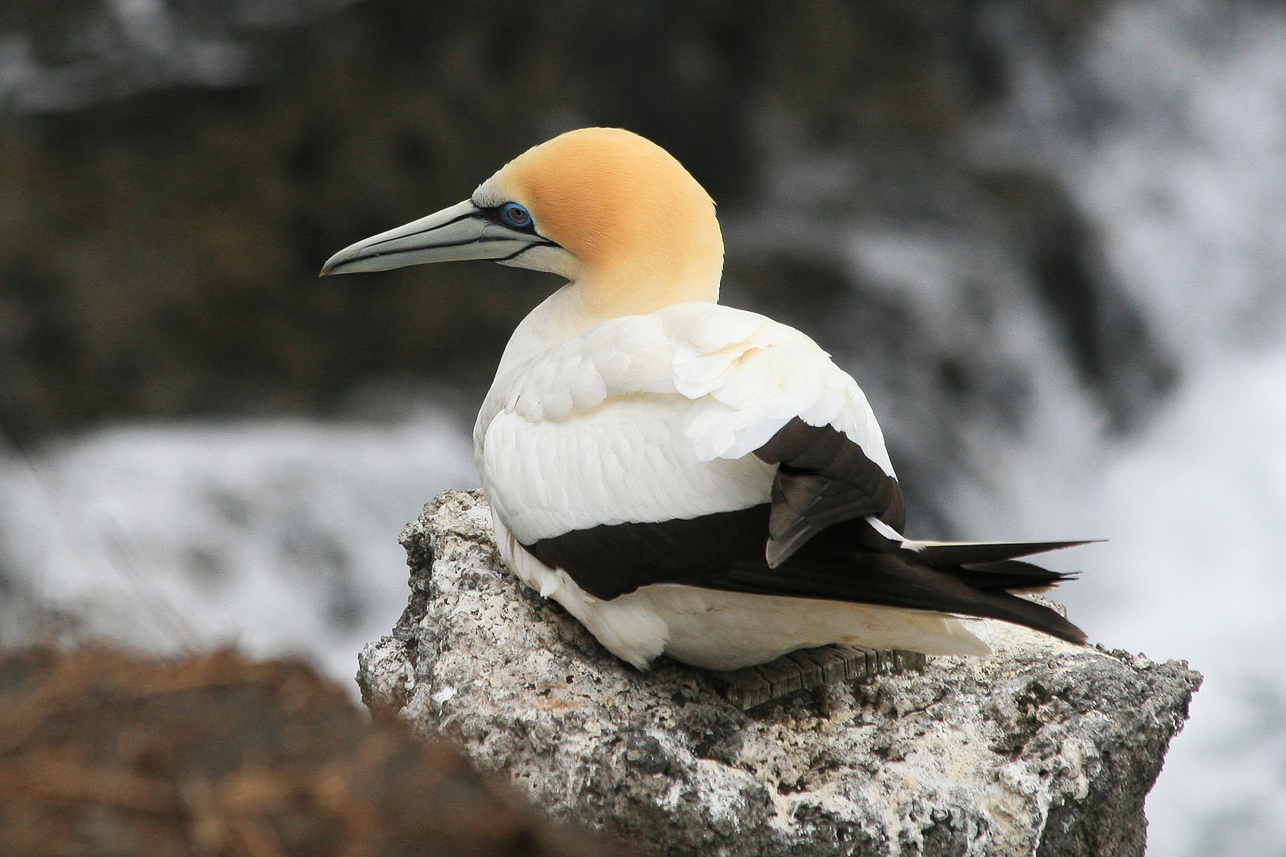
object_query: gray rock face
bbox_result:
[357,490,1201,857]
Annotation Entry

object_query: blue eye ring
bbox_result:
[500,202,533,229]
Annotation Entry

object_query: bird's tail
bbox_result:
[894,537,1095,643]
[901,538,1097,569]
[730,532,1095,646]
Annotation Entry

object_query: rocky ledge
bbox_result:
[357,490,1201,857]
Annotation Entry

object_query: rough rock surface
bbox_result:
[358,490,1201,857]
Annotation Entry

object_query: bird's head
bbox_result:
[321,127,724,318]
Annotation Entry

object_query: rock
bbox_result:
[0,644,613,857]
[358,490,1201,857]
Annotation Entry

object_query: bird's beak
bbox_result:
[319,200,546,276]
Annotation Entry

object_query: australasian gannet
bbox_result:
[322,127,1089,671]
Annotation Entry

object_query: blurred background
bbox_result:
[1,1,1283,853]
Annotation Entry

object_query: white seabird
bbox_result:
[322,127,1088,671]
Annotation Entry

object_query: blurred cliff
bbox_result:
[0,0,1170,518]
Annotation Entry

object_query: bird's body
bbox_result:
[323,127,1088,670]
[477,297,967,669]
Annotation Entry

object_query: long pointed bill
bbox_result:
[319,200,548,276]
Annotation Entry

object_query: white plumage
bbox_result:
[477,297,891,544]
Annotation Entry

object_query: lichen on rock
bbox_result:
[358,490,1200,857]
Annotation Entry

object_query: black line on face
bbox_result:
[364,209,481,250]
[496,240,558,262]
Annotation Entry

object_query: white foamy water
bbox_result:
[1070,349,1286,857]
[0,407,474,681]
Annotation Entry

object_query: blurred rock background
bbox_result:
[2,2,1284,855]
[0,0,1167,461]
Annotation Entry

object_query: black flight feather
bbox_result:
[754,418,905,566]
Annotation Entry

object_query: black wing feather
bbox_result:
[755,418,905,566]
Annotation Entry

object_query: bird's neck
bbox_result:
[497,286,599,370]
[581,236,730,320]
[491,267,707,373]
[475,284,605,459]
[580,266,721,318]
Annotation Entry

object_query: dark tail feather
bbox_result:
[951,559,1078,592]
[908,538,1102,568]
[905,543,1090,644]
[958,580,1087,644]
[725,548,1090,646]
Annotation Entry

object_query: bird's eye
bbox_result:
[500,202,533,229]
